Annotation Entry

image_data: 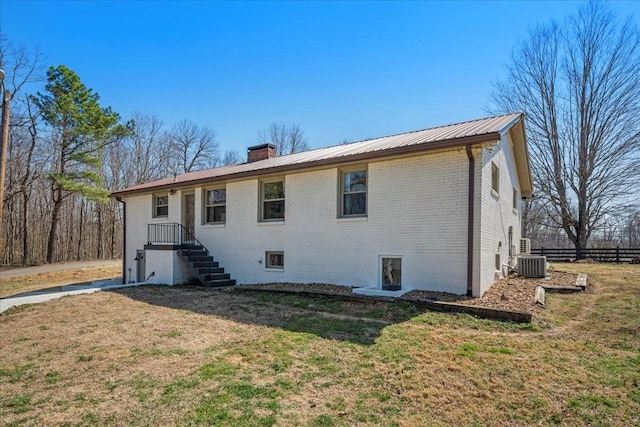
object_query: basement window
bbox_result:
[381,257,402,291]
[153,194,168,218]
[266,251,284,269]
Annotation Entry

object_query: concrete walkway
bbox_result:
[0,278,146,313]
[0,260,121,279]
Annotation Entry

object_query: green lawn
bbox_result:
[1,263,638,426]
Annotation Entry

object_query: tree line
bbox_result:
[0,37,310,265]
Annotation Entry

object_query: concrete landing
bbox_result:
[353,288,410,298]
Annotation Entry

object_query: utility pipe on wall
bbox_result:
[116,196,126,285]
[465,144,475,297]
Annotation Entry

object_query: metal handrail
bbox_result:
[147,222,204,247]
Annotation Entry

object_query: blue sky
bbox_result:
[2,1,639,155]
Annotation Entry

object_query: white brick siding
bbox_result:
[125,149,474,294]
[124,141,523,296]
[477,132,522,295]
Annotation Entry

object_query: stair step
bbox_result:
[187,256,214,263]
[203,273,231,281]
[180,250,208,258]
[203,279,236,288]
[192,261,219,268]
[176,245,234,289]
[198,267,225,275]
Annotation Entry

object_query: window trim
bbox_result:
[204,186,227,224]
[260,178,285,222]
[265,251,284,270]
[339,166,368,218]
[512,188,518,212]
[152,193,169,218]
[491,162,500,194]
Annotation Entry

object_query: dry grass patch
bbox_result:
[0,265,121,298]
[1,265,639,426]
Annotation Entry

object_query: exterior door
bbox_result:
[136,250,146,283]
[183,193,195,241]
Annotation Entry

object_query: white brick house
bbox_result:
[112,113,533,297]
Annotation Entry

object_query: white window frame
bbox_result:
[153,194,169,218]
[260,178,285,222]
[265,251,284,270]
[339,166,368,218]
[512,188,518,213]
[204,187,227,224]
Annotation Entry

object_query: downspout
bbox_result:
[116,196,126,285]
[465,145,475,297]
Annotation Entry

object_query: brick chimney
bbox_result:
[247,143,276,163]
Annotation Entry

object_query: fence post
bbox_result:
[541,247,544,257]
[616,246,620,264]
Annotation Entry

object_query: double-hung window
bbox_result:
[261,180,285,221]
[153,194,168,218]
[341,168,367,217]
[491,163,500,194]
[205,188,226,223]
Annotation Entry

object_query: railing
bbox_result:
[147,223,198,246]
[532,247,640,263]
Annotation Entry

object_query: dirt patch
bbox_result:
[240,270,579,314]
[241,282,356,295]
[459,270,578,312]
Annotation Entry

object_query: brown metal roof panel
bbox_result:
[113,113,523,195]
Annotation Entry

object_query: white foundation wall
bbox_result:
[187,150,471,294]
[477,133,523,296]
[123,191,183,284]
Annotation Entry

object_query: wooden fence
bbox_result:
[531,247,640,263]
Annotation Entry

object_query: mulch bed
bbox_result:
[239,270,580,314]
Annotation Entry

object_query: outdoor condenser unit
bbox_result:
[518,255,547,278]
[519,238,531,255]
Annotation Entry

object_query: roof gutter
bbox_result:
[111,132,502,197]
[465,144,475,297]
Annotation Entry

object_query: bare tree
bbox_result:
[167,119,219,174]
[0,34,46,263]
[220,149,242,166]
[257,122,310,156]
[491,1,640,258]
[125,112,170,184]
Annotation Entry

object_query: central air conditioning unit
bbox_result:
[518,255,547,278]
[520,238,531,255]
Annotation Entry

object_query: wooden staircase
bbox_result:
[178,244,236,287]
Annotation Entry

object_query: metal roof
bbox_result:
[112,113,525,196]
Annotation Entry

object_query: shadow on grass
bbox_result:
[107,285,426,345]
